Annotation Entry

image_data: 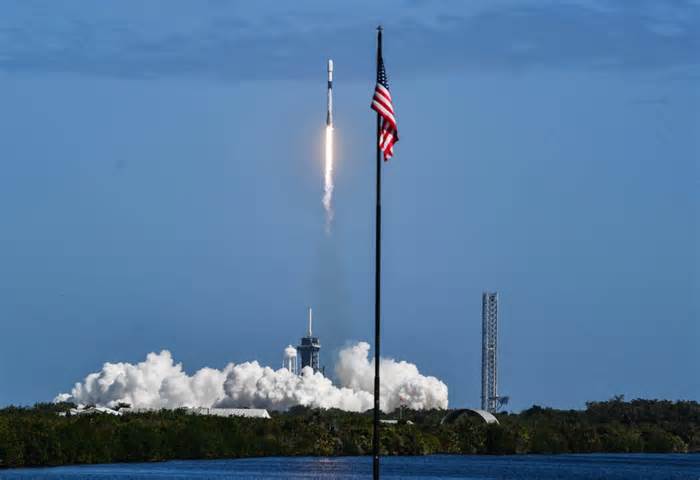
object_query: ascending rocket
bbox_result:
[326,59,333,126]
[322,59,335,234]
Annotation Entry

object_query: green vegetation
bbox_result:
[0,397,698,468]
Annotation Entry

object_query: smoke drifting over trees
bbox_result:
[55,342,448,412]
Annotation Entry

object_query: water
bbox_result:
[2,454,699,480]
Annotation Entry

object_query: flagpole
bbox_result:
[372,24,383,480]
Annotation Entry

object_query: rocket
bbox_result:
[326,59,333,127]
[322,59,335,232]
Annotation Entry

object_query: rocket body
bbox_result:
[326,59,333,126]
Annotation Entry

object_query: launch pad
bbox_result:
[282,307,322,375]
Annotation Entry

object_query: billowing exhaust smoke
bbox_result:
[55,342,448,412]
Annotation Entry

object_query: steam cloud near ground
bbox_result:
[55,342,448,412]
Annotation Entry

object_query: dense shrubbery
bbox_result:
[0,398,697,468]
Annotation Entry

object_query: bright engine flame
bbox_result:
[323,125,334,233]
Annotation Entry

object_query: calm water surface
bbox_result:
[2,454,699,480]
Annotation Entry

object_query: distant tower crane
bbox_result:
[481,292,509,413]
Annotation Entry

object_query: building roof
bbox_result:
[62,406,122,416]
[76,406,271,419]
[205,408,271,419]
[440,408,500,425]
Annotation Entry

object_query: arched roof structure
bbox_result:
[440,408,499,425]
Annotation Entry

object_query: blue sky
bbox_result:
[0,0,698,410]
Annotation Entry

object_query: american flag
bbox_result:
[371,55,398,161]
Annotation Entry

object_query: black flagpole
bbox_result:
[372,24,383,480]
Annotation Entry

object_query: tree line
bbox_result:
[0,397,697,468]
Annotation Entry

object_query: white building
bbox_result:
[119,406,271,419]
[59,406,122,417]
[197,408,271,419]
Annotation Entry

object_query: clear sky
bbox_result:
[0,0,697,411]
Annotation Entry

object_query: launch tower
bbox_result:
[297,307,321,373]
[481,292,499,413]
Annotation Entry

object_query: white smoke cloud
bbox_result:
[336,342,449,412]
[56,342,448,412]
[55,351,232,409]
[283,345,297,359]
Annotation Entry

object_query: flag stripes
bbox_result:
[371,56,398,160]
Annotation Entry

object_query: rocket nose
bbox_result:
[327,59,333,72]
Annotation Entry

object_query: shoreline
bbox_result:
[1,399,697,469]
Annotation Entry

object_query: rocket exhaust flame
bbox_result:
[323,59,334,234]
[323,125,334,233]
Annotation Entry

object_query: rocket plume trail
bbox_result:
[323,125,334,233]
[322,59,335,234]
